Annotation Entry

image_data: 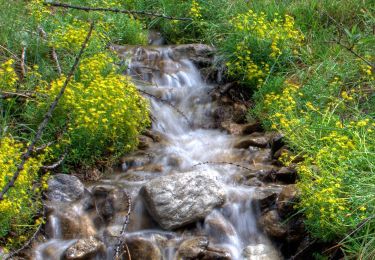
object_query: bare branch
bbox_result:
[0,91,33,99]
[41,152,67,170]
[0,22,95,201]
[115,191,132,259]
[20,47,27,81]
[38,26,62,76]
[44,2,192,21]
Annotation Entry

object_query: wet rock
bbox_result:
[120,172,147,182]
[259,210,287,239]
[232,103,248,124]
[252,189,278,212]
[141,170,226,230]
[148,30,165,46]
[138,135,154,150]
[133,164,163,173]
[172,44,215,68]
[176,236,209,259]
[204,213,236,243]
[46,211,97,239]
[251,148,272,163]
[120,152,153,171]
[242,121,263,135]
[64,237,105,260]
[202,247,231,260]
[234,132,271,149]
[143,129,164,142]
[271,134,284,156]
[221,121,262,136]
[277,184,299,217]
[242,244,280,260]
[92,185,130,222]
[46,174,85,202]
[274,166,297,183]
[126,236,162,260]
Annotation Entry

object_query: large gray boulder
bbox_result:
[47,174,85,202]
[141,170,226,230]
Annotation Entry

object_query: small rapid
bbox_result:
[32,45,281,260]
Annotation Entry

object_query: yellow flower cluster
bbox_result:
[27,0,51,22]
[227,10,304,86]
[39,52,150,163]
[0,59,18,91]
[263,78,374,239]
[190,0,202,20]
[0,137,45,239]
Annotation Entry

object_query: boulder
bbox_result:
[64,237,105,260]
[172,44,215,68]
[141,170,226,230]
[259,210,287,239]
[126,236,162,260]
[276,184,299,217]
[234,132,271,149]
[242,244,280,260]
[176,237,231,260]
[138,135,154,150]
[46,174,85,202]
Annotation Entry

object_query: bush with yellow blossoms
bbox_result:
[258,60,375,240]
[224,10,304,87]
[36,51,149,165]
[0,137,47,243]
[0,59,18,92]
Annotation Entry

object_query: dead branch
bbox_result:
[114,191,132,260]
[0,91,33,99]
[138,89,192,127]
[44,2,192,21]
[20,47,27,81]
[34,141,54,154]
[4,206,45,260]
[0,22,95,201]
[41,152,67,170]
[38,26,62,76]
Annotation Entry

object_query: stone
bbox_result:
[204,212,236,243]
[242,121,263,135]
[64,237,105,260]
[138,135,154,150]
[242,244,280,260]
[46,174,85,202]
[274,167,297,183]
[140,170,226,230]
[126,236,162,260]
[277,184,299,217]
[234,132,271,149]
[172,44,215,68]
[92,185,130,222]
[176,237,209,259]
[46,211,97,240]
[259,210,287,239]
[252,189,278,212]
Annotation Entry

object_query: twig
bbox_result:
[323,215,375,254]
[138,89,192,127]
[289,238,317,259]
[0,22,95,201]
[4,206,45,259]
[38,26,62,75]
[333,39,374,68]
[20,47,27,80]
[34,141,54,153]
[44,2,192,21]
[41,152,67,170]
[114,191,132,259]
[0,91,33,99]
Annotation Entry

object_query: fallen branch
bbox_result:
[20,47,27,81]
[114,191,132,260]
[0,22,95,201]
[4,206,45,260]
[41,152,67,170]
[38,26,62,76]
[0,91,34,99]
[44,2,192,21]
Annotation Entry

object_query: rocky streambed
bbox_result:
[23,43,307,260]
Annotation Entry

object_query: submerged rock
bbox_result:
[141,170,226,230]
[64,237,105,260]
[47,174,85,202]
[176,236,209,259]
[126,236,162,260]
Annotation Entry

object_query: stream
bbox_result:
[30,44,297,260]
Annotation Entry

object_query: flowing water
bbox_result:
[32,45,281,260]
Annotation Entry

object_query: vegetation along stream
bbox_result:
[0,0,374,259]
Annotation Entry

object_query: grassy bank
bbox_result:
[0,0,373,258]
